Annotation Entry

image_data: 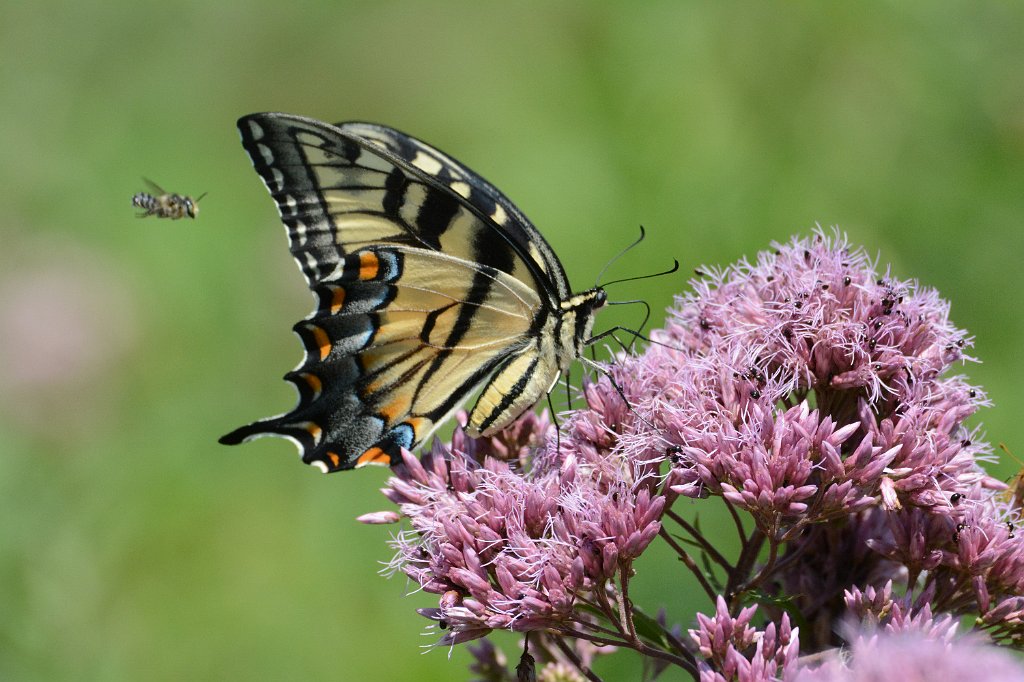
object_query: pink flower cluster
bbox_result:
[361,230,1024,679]
[795,583,1023,681]
[619,231,1024,649]
[689,597,798,682]
[379,410,663,647]
[628,230,990,518]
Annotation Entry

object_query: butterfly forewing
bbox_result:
[337,121,571,301]
[238,114,563,298]
[222,113,603,472]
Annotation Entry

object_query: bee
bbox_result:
[132,179,206,219]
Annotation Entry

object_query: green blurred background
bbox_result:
[2,2,1022,680]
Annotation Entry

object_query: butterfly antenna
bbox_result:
[195,191,209,203]
[601,258,680,289]
[999,443,1022,466]
[595,225,647,288]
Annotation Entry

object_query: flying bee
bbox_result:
[132,179,206,219]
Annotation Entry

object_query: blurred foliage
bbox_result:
[1,2,1022,680]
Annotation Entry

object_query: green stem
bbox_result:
[658,527,718,601]
[552,636,604,682]
[666,509,731,571]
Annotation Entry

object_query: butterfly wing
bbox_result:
[336,121,572,301]
[233,113,566,298]
[222,113,569,471]
[221,245,543,471]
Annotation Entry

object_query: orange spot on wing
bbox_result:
[406,417,430,440]
[355,447,391,467]
[327,451,341,469]
[304,422,322,439]
[311,326,331,360]
[379,395,411,424]
[329,285,346,314]
[359,251,379,280]
[300,373,322,397]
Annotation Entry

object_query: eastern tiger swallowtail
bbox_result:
[132,178,206,219]
[220,113,607,472]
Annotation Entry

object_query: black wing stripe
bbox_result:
[412,225,523,392]
[476,346,542,434]
[421,302,458,343]
[382,166,408,218]
[323,117,562,303]
[242,116,500,280]
[416,268,495,392]
[418,354,508,423]
[415,189,461,248]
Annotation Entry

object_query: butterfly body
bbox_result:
[221,113,605,472]
[132,179,205,219]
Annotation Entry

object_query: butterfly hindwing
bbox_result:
[221,243,548,470]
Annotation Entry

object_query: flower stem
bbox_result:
[658,526,718,600]
[736,537,779,595]
[552,636,605,682]
[617,561,638,641]
[728,528,766,609]
[666,509,731,571]
[593,585,629,638]
[723,498,748,544]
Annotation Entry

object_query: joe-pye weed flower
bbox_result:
[363,230,1024,681]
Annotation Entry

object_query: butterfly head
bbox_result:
[561,287,608,359]
[589,288,609,319]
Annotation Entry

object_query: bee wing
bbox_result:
[142,178,167,195]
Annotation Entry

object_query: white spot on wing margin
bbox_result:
[491,204,508,225]
[412,151,443,176]
[246,119,265,140]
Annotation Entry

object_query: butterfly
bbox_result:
[132,178,206,219]
[220,113,608,472]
